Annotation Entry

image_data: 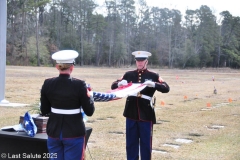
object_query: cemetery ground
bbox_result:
[0,66,240,160]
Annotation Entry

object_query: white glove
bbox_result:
[143,80,155,88]
[118,80,128,87]
[88,91,94,103]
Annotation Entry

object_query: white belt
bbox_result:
[129,92,152,101]
[51,107,80,114]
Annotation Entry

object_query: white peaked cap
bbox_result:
[52,50,79,63]
[132,51,152,59]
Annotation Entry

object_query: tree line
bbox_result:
[6,0,240,68]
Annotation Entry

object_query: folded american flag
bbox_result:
[22,112,37,137]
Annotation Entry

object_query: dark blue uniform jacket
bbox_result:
[40,74,95,138]
[111,69,170,124]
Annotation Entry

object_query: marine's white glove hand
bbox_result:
[143,80,155,88]
[118,80,128,87]
[88,91,94,103]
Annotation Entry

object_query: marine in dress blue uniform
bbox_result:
[40,50,95,160]
[111,51,170,160]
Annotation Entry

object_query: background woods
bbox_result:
[5,0,240,68]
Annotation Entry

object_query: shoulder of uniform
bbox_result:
[45,77,57,81]
[71,77,85,83]
[43,77,56,86]
[125,69,137,74]
[71,77,80,81]
[146,69,159,76]
[72,78,89,87]
[116,70,135,81]
[124,70,137,77]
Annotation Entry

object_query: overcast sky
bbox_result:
[95,0,240,20]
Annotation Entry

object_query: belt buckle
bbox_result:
[137,92,142,98]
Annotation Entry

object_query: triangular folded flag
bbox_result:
[21,112,37,137]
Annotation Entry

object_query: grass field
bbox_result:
[1,66,240,160]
